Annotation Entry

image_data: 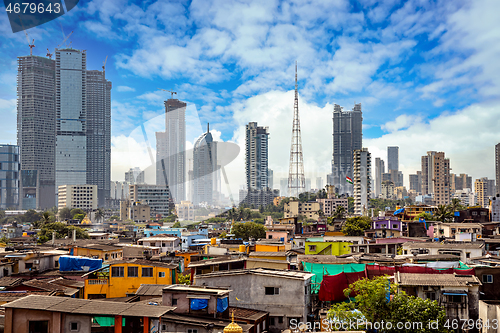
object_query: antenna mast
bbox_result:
[287,61,305,198]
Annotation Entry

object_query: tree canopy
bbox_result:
[231,222,266,240]
[59,207,72,221]
[328,275,449,333]
[341,216,371,236]
[37,222,89,244]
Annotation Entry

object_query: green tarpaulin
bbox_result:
[93,317,125,327]
[302,262,366,293]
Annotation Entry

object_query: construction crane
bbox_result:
[157,88,177,99]
[18,15,35,56]
[46,48,53,59]
[57,31,73,48]
[102,55,108,72]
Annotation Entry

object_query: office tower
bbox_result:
[287,63,305,198]
[316,177,323,191]
[478,177,496,198]
[450,173,472,192]
[268,169,274,190]
[331,103,362,195]
[374,158,385,197]
[17,55,56,209]
[496,144,500,195]
[58,184,97,210]
[387,146,399,172]
[192,125,217,205]
[305,178,311,192]
[0,145,20,209]
[129,184,172,217]
[246,122,269,190]
[110,181,129,200]
[55,48,87,192]
[156,98,186,203]
[353,148,371,215]
[381,181,395,200]
[421,151,450,206]
[86,69,111,207]
[409,171,422,193]
[475,178,489,208]
[125,167,145,184]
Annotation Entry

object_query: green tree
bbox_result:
[333,206,346,219]
[347,197,354,213]
[232,222,266,240]
[163,214,178,223]
[37,222,89,244]
[219,231,227,239]
[435,205,453,222]
[449,198,465,213]
[178,273,191,285]
[95,209,104,223]
[328,276,449,332]
[59,207,72,221]
[341,216,371,236]
[172,221,181,228]
[109,215,120,221]
[70,208,85,218]
[73,213,86,222]
[24,209,42,223]
[413,212,433,221]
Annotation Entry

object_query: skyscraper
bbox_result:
[0,145,20,209]
[125,167,145,184]
[475,178,489,208]
[86,69,111,206]
[17,55,56,209]
[496,143,500,195]
[409,171,422,193]
[55,48,87,192]
[421,151,450,206]
[156,98,186,203]
[331,103,362,195]
[374,158,385,197]
[387,146,399,172]
[246,122,269,191]
[353,148,371,215]
[192,125,217,205]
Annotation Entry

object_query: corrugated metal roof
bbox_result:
[3,295,175,317]
[135,284,169,296]
[397,273,481,287]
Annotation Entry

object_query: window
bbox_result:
[466,252,471,258]
[159,271,165,278]
[483,274,493,283]
[270,318,275,326]
[142,267,153,277]
[111,266,124,277]
[425,292,436,301]
[265,287,279,295]
[308,245,316,252]
[188,330,198,333]
[172,298,178,305]
[162,324,167,331]
[449,295,463,303]
[128,266,138,277]
[278,317,283,324]
[70,322,78,331]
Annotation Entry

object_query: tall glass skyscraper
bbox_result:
[17,55,56,209]
[192,125,217,205]
[387,146,399,172]
[156,98,186,203]
[331,103,362,195]
[0,145,20,209]
[55,48,87,192]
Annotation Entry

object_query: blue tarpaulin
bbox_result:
[59,256,102,272]
[190,299,208,310]
[217,297,228,312]
[393,208,405,215]
[454,211,460,216]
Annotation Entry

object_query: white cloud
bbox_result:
[366,100,500,186]
[116,85,136,92]
[381,114,422,132]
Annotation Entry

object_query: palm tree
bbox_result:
[435,205,453,222]
[333,206,346,219]
[449,198,464,213]
[95,209,104,223]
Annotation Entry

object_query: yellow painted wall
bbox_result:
[254,244,285,252]
[305,241,352,255]
[85,262,173,299]
[74,247,123,261]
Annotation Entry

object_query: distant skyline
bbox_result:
[1,0,500,192]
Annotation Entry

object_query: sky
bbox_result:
[1,0,500,195]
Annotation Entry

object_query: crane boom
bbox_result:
[157,88,177,99]
[58,31,73,48]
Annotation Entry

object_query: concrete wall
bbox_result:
[195,273,310,332]
[63,314,92,333]
[479,300,500,333]
[5,308,63,333]
[162,292,219,315]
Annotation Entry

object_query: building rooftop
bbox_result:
[196,268,314,280]
[248,252,287,257]
[402,241,484,249]
[188,258,245,268]
[139,237,179,242]
[3,295,176,317]
[103,259,178,269]
[135,284,170,296]
[163,284,231,296]
[396,272,481,287]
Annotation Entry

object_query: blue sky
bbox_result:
[1,0,500,190]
